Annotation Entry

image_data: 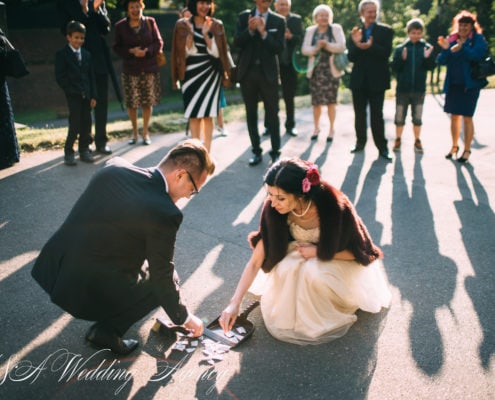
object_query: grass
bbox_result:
[13,89,318,153]
[15,72,494,153]
[16,110,188,152]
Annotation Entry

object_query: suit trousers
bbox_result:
[100,281,158,337]
[65,93,93,155]
[240,65,280,156]
[93,72,109,148]
[97,266,179,336]
[279,64,298,130]
[351,88,388,152]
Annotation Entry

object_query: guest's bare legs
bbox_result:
[450,114,462,149]
[446,114,462,158]
[461,116,474,160]
[202,117,213,152]
[189,118,202,141]
[127,108,138,140]
[413,124,421,140]
[312,105,321,136]
[217,108,224,130]
[142,106,152,141]
[327,103,336,139]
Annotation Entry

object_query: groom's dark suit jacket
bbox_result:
[32,157,189,325]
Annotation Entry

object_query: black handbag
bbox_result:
[470,54,495,80]
[1,33,29,78]
[3,48,29,78]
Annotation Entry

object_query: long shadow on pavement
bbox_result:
[383,153,457,376]
[456,165,495,370]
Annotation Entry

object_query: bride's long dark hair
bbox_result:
[260,158,381,267]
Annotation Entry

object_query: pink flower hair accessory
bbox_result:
[302,164,320,193]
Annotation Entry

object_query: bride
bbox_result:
[219,158,392,344]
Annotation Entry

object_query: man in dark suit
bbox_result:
[273,0,303,137]
[347,0,393,161]
[234,0,286,165]
[58,0,113,155]
[32,139,215,355]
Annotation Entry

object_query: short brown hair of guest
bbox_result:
[122,0,145,11]
[187,0,215,17]
[159,139,215,177]
[66,20,86,36]
[406,18,424,32]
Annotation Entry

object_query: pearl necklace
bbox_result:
[291,200,312,218]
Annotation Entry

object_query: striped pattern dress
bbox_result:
[182,27,221,118]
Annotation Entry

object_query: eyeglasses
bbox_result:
[185,170,199,195]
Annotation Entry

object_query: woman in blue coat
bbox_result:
[437,10,488,163]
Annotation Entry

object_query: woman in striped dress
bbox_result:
[171,0,231,152]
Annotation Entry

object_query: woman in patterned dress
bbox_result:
[113,0,163,145]
[171,0,231,152]
[302,5,346,142]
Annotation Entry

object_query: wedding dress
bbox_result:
[249,221,392,345]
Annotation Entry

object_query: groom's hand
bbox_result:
[183,314,204,337]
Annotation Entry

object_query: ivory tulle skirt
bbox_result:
[249,248,392,345]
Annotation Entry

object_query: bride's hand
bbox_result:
[296,243,317,259]
[219,303,239,332]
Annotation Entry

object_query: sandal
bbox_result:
[393,137,401,152]
[327,129,335,142]
[457,150,471,163]
[445,146,459,159]
[414,139,423,153]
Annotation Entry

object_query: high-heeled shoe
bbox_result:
[457,150,471,163]
[327,129,335,142]
[445,146,459,159]
[310,129,320,141]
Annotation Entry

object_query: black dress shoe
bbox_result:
[86,323,139,355]
[270,152,280,164]
[96,145,112,155]
[379,150,392,161]
[286,128,298,137]
[249,154,263,166]
[64,153,77,166]
[350,146,364,153]
[79,150,94,163]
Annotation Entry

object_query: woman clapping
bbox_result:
[171,0,231,153]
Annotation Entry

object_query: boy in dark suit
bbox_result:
[57,0,113,155]
[55,20,97,165]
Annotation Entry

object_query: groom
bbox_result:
[32,139,215,355]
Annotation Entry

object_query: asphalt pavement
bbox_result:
[1,88,494,400]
